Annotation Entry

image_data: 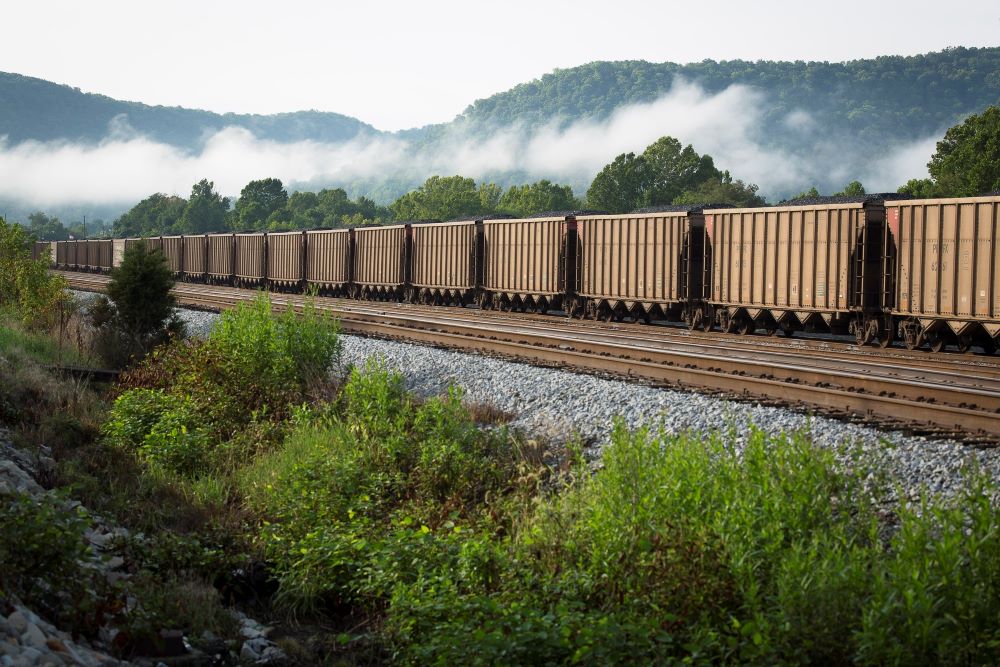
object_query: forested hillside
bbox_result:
[4,48,998,152]
[455,47,1000,149]
[0,72,375,146]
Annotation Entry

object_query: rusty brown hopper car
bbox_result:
[68,240,83,269]
[161,236,184,275]
[267,231,305,288]
[353,224,410,299]
[32,241,47,261]
[410,220,479,305]
[704,200,887,337]
[207,233,235,283]
[112,239,126,268]
[481,216,572,312]
[574,209,705,323]
[85,240,98,270]
[305,229,352,293]
[885,195,1000,353]
[235,233,266,286]
[56,241,67,267]
[182,235,208,278]
[87,240,112,272]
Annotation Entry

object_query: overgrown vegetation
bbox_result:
[241,364,543,617]
[4,261,1000,663]
[0,217,67,328]
[106,294,339,478]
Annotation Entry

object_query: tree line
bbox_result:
[19,104,1000,240]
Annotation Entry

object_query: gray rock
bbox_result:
[0,461,43,496]
[18,646,42,663]
[20,623,46,651]
[40,654,65,667]
[243,638,272,656]
[5,613,27,637]
[239,644,260,662]
[257,646,286,664]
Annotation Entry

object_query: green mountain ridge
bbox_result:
[0,71,377,147]
[455,47,1000,148]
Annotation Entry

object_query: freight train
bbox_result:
[37,194,1000,354]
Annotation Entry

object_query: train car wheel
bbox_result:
[855,325,873,347]
[877,330,893,348]
[901,323,921,350]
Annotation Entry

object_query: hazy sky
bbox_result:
[4,0,998,131]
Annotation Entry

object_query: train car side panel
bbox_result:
[353,225,409,294]
[66,240,79,269]
[576,212,699,320]
[94,240,112,271]
[411,221,477,302]
[235,233,266,285]
[207,233,235,281]
[182,235,207,277]
[161,236,184,275]
[305,229,351,290]
[887,196,1000,349]
[706,203,874,333]
[482,217,566,308]
[267,231,304,286]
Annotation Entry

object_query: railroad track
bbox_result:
[60,271,1000,443]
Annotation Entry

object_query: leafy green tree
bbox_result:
[586,152,650,212]
[96,242,181,364]
[26,212,69,240]
[835,180,866,197]
[113,193,187,237]
[478,182,504,214]
[264,188,391,230]
[787,187,821,201]
[233,178,288,230]
[179,179,229,233]
[589,136,766,211]
[928,105,1000,196]
[390,176,495,221]
[674,171,765,207]
[897,178,940,198]
[642,136,720,206]
[0,217,67,328]
[499,180,581,216]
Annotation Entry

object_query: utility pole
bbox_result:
[83,215,87,239]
